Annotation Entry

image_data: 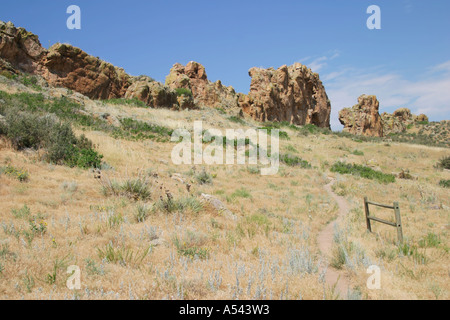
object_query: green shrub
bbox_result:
[0,109,102,169]
[330,161,395,184]
[228,116,246,124]
[175,88,193,97]
[439,180,450,188]
[437,156,450,170]
[351,150,364,156]
[2,111,49,150]
[113,118,173,142]
[280,154,311,168]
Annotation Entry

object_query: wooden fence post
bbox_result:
[394,202,403,244]
[364,197,372,233]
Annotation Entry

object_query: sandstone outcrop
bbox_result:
[0,20,179,109]
[0,21,46,75]
[165,61,239,110]
[124,75,179,109]
[1,21,333,126]
[42,43,131,100]
[381,108,429,136]
[238,63,331,128]
[339,95,384,137]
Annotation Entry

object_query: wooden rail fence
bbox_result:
[364,197,403,244]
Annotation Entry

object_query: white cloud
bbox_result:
[297,50,341,73]
[321,61,450,130]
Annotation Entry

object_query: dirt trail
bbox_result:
[317,178,351,299]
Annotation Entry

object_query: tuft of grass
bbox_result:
[1,165,29,182]
[154,195,203,214]
[11,205,31,219]
[331,246,347,270]
[97,242,150,266]
[121,178,152,201]
[172,231,210,260]
[134,203,151,223]
[195,169,213,185]
[419,233,441,248]
[246,166,260,174]
[398,243,428,265]
[100,174,151,201]
[330,161,396,184]
[231,187,252,199]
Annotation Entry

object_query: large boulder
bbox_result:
[165,61,239,110]
[339,95,384,137]
[239,63,331,128]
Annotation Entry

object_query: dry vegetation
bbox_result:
[0,75,448,300]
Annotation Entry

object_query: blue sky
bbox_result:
[1,0,449,129]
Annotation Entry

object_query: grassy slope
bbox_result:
[0,76,448,300]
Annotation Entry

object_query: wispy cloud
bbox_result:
[403,0,414,13]
[298,50,340,73]
[321,61,450,130]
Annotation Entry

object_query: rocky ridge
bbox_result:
[0,20,333,127]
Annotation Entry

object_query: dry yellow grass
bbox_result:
[0,84,448,300]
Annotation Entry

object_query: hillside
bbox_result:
[0,74,449,300]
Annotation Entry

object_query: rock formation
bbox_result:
[339,96,431,137]
[165,61,239,110]
[0,21,46,75]
[1,21,333,126]
[124,75,179,110]
[381,108,429,136]
[339,95,384,137]
[238,63,331,128]
[0,20,180,109]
